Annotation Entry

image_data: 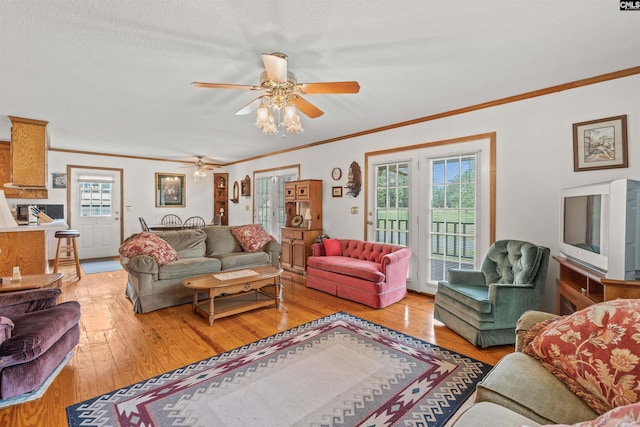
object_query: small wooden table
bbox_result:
[0,272,64,292]
[182,266,282,325]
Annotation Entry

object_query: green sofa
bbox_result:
[120,226,281,313]
[451,310,598,426]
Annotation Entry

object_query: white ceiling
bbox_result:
[1,1,638,165]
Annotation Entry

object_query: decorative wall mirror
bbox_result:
[241,175,251,197]
[231,181,239,203]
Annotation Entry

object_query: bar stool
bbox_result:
[54,230,82,280]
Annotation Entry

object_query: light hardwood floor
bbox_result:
[0,264,512,427]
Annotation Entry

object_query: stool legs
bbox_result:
[54,235,82,279]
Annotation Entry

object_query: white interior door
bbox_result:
[69,167,123,259]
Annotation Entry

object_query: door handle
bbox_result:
[367,220,373,225]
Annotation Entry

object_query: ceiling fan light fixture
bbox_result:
[193,167,208,183]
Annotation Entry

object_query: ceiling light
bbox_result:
[193,167,207,183]
[255,96,303,135]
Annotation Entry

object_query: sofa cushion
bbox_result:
[151,229,206,258]
[323,238,342,256]
[204,226,242,256]
[476,352,597,425]
[210,251,270,270]
[538,402,640,427]
[157,257,221,280]
[523,299,640,415]
[437,281,492,314]
[0,301,81,368]
[231,224,274,252]
[306,256,384,282]
[118,232,178,266]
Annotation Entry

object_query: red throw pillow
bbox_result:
[231,224,274,252]
[523,299,640,415]
[323,238,342,256]
[118,232,178,266]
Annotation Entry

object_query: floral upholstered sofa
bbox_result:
[119,224,280,313]
[306,238,411,308]
[452,299,640,427]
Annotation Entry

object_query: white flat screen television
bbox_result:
[559,178,640,281]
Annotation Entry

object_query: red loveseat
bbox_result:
[306,239,412,308]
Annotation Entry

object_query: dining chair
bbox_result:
[183,216,206,229]
[139,216,149,231]
[161,214,182,225]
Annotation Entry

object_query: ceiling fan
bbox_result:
[181,156,218,182]
[192,52,360,134]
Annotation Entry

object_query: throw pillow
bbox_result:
[231,224,274,252]
[323,238,342,256]
[523,299,640,415]
[531,401,640,427]
[118,232,178,266]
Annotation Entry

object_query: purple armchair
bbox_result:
[0,287,81,399]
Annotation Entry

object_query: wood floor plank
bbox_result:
[0,263,513,426]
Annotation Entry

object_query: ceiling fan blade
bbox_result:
[262,53,287,82]
[191,82,258,90]
[299,81,361,94]
[291,96,324,119]
[235,97,263,115]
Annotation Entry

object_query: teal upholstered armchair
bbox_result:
[433,240,550,348]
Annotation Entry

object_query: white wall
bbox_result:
[226,74,640,312]
[8,74,637,312]
[9,152,217,239]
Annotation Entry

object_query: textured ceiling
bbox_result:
[0,0,638,165]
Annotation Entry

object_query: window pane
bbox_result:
[428,154,477,284]
[374,163,409,246]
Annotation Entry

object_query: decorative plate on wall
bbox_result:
[290,214,304,227]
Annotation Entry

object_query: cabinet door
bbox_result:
[296,183,310,200]
[292,239,307,270]
[284,183,296,201]
[10,117,48,187]
[280,237,293,268]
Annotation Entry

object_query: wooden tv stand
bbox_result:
[554,255,640,315]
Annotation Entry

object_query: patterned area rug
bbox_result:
[66,312,491,427]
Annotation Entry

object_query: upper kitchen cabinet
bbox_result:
[3,116,49,198]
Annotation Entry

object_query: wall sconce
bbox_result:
[344,161,362,197]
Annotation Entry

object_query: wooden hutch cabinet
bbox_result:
[555,256,640,315]
[213,173,228,225]
[281,179,323,274]
[1,116,49,199]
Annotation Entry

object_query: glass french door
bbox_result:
[367,135,493,294]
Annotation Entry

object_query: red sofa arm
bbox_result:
[381,247,412,285]
[310,243,326,257]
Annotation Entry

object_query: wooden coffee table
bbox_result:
[182,266,282,325]
[0,272,64,292]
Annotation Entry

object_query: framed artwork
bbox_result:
[52,172,67,189]
[332,186,343,197]
[156,173,185,207]
[573,115,628,172]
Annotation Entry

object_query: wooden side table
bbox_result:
[0,272,64,292]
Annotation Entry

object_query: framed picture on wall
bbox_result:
[156,173,185,207]
[332,186,343,197]
[573,115,628,172]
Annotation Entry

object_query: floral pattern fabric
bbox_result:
[231,224,274,252]
[523,299,640,415]
[118,232,178,266]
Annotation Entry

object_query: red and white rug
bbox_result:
[67,312,491,426]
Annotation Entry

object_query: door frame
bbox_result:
[66,164,125,249]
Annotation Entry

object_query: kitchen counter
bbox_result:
[0,220,69,275]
